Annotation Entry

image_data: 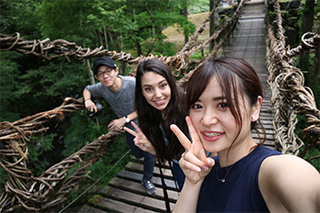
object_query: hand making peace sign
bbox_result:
[123,122,156,156]
[170,116,215,184]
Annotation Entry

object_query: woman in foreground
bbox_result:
[170,57,320,212]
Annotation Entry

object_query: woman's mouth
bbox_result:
[154,99,166,106]
[204,132,222,137]
[202,131,224,141]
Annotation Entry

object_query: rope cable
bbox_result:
[58,149,131,213]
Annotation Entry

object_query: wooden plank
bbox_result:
[90,196,156,213]
[100,186,175,212]
[108,177,179,202]
[78,204,108,213]
[126,162,174,179]
[117,170,179,191]
[252,133,274,140]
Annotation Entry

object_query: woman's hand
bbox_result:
[124,122,156,156]
[170,116,215,184]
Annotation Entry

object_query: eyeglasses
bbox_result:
[96,68,114,78]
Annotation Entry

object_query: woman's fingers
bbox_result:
[130,121,142,133]
[170,124,192,151]
[135,141,147,151]
[123,127,137,137]
[185,116,201,145]
[185,116,209,163]
[182,151,207,172]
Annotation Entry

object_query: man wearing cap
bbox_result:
[83,56,156,195]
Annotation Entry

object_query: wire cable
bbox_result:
[58,149,131,213]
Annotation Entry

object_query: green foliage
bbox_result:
[296,115,320,171]
[302,146,320,172]
[28,133,56,176]
[0,54,88,120]
[39,0,97,46]
[62,102,114,157]
[0,0,42,39]
[0,52,23,121]
[61,106,133,207]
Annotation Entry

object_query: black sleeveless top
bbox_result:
[197,145,282,212]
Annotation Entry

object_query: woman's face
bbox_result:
[141,72,172,111]
[189,76,259,155]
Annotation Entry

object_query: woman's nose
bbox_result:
[154,88,162,97]
[202,110,218,126]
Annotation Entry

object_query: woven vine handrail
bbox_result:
[0,2,246,211]
[0,97,121,211]
[265,0,320,154]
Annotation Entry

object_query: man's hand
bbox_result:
[108,117,126,132]
[85,100,98,113]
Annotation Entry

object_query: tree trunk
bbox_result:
[103,25,109,50]
[299,0,314,74]
[299,0,316,103]
[209,0,215,51]
[85,59,95,85]
[311,23,319,104]
[182,2,189,44]
[135,37,142,56]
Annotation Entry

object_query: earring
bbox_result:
[251,115,258,122]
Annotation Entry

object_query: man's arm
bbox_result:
[108,111,138,131]
[83,88,97,112]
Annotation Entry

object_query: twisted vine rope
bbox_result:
[0,2,245,211]
[0,97,121,211]
[265,0,320,154]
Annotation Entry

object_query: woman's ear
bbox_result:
[251,96,262,122]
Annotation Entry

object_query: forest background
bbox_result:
[0,0,319,209]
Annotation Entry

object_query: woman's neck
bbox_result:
[218,137,256,167]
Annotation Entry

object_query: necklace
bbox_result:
[216,163,234,183]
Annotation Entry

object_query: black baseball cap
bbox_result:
[93,56,117,74]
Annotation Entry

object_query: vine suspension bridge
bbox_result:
[0,0,319,212]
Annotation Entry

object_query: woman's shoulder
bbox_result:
[260,154,319,187]
[259,153,320,211]
[261,154,317,172]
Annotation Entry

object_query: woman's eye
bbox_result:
[160,83,167,88]
[218,103,228,108]
[144,87,152,92]
[191,104,202,110]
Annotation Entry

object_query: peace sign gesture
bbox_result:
[170,116,215,184]
[123,122,156,156]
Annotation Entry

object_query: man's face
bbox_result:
[95,65,118,88]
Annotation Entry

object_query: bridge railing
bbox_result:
[0,1,246,211]
[264,0,320,155]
